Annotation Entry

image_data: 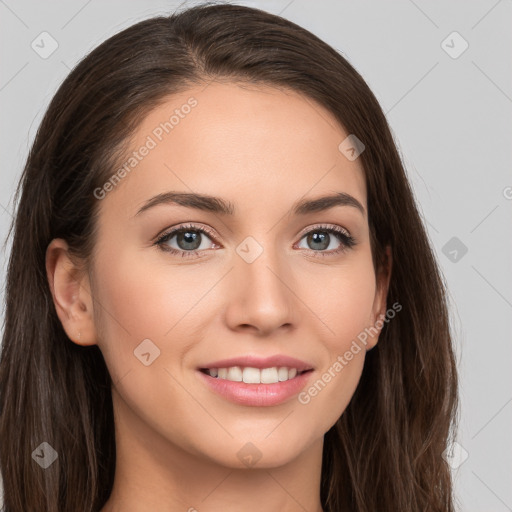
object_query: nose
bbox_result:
[223,246,297,336]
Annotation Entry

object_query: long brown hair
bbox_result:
[0,3,458,511]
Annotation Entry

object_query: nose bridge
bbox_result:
[225,232,296,334]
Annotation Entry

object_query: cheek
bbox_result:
[90,249,212,439]
[329,275,376,347]
[90,247,206,380]
[299,255,377,351]
[293,257,376,430]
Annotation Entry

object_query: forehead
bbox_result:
[98,81,367,220]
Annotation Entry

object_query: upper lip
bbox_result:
[198,355,314,373]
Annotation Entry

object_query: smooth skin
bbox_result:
[46,81,391,512]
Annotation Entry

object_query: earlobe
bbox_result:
[45,238,96,346]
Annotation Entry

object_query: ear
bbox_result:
[45,238,97,346]
[365,245,392,351]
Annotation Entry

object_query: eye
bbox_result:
[155,223,219,258]
[295,224,356,257]
[154,223,357,259]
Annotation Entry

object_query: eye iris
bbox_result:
[177,230,201,250]
[308,231,330,251]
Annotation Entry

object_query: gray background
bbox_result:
[1,0,511,510]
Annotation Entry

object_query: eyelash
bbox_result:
[154,223,357,259]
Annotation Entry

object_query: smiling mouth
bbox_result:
[199,366,313,384]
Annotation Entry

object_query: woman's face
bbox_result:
[67,81,390,468]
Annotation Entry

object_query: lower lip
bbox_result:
[197,369,314,407]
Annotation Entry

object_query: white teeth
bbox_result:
[205,366,302,383]
[278,367,289,381]
[243,367,261,384]
[260,367,278,384]
[227,366,243,382]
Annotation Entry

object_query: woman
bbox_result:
[0,3,458,511]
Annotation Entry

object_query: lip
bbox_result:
[197,355,314,373]
[196,368,314,407]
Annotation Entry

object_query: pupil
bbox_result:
[309,232,329,251]
[178,231,201,250]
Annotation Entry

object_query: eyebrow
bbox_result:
[134,191,365,218]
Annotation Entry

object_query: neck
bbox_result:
[100,389,325,512]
